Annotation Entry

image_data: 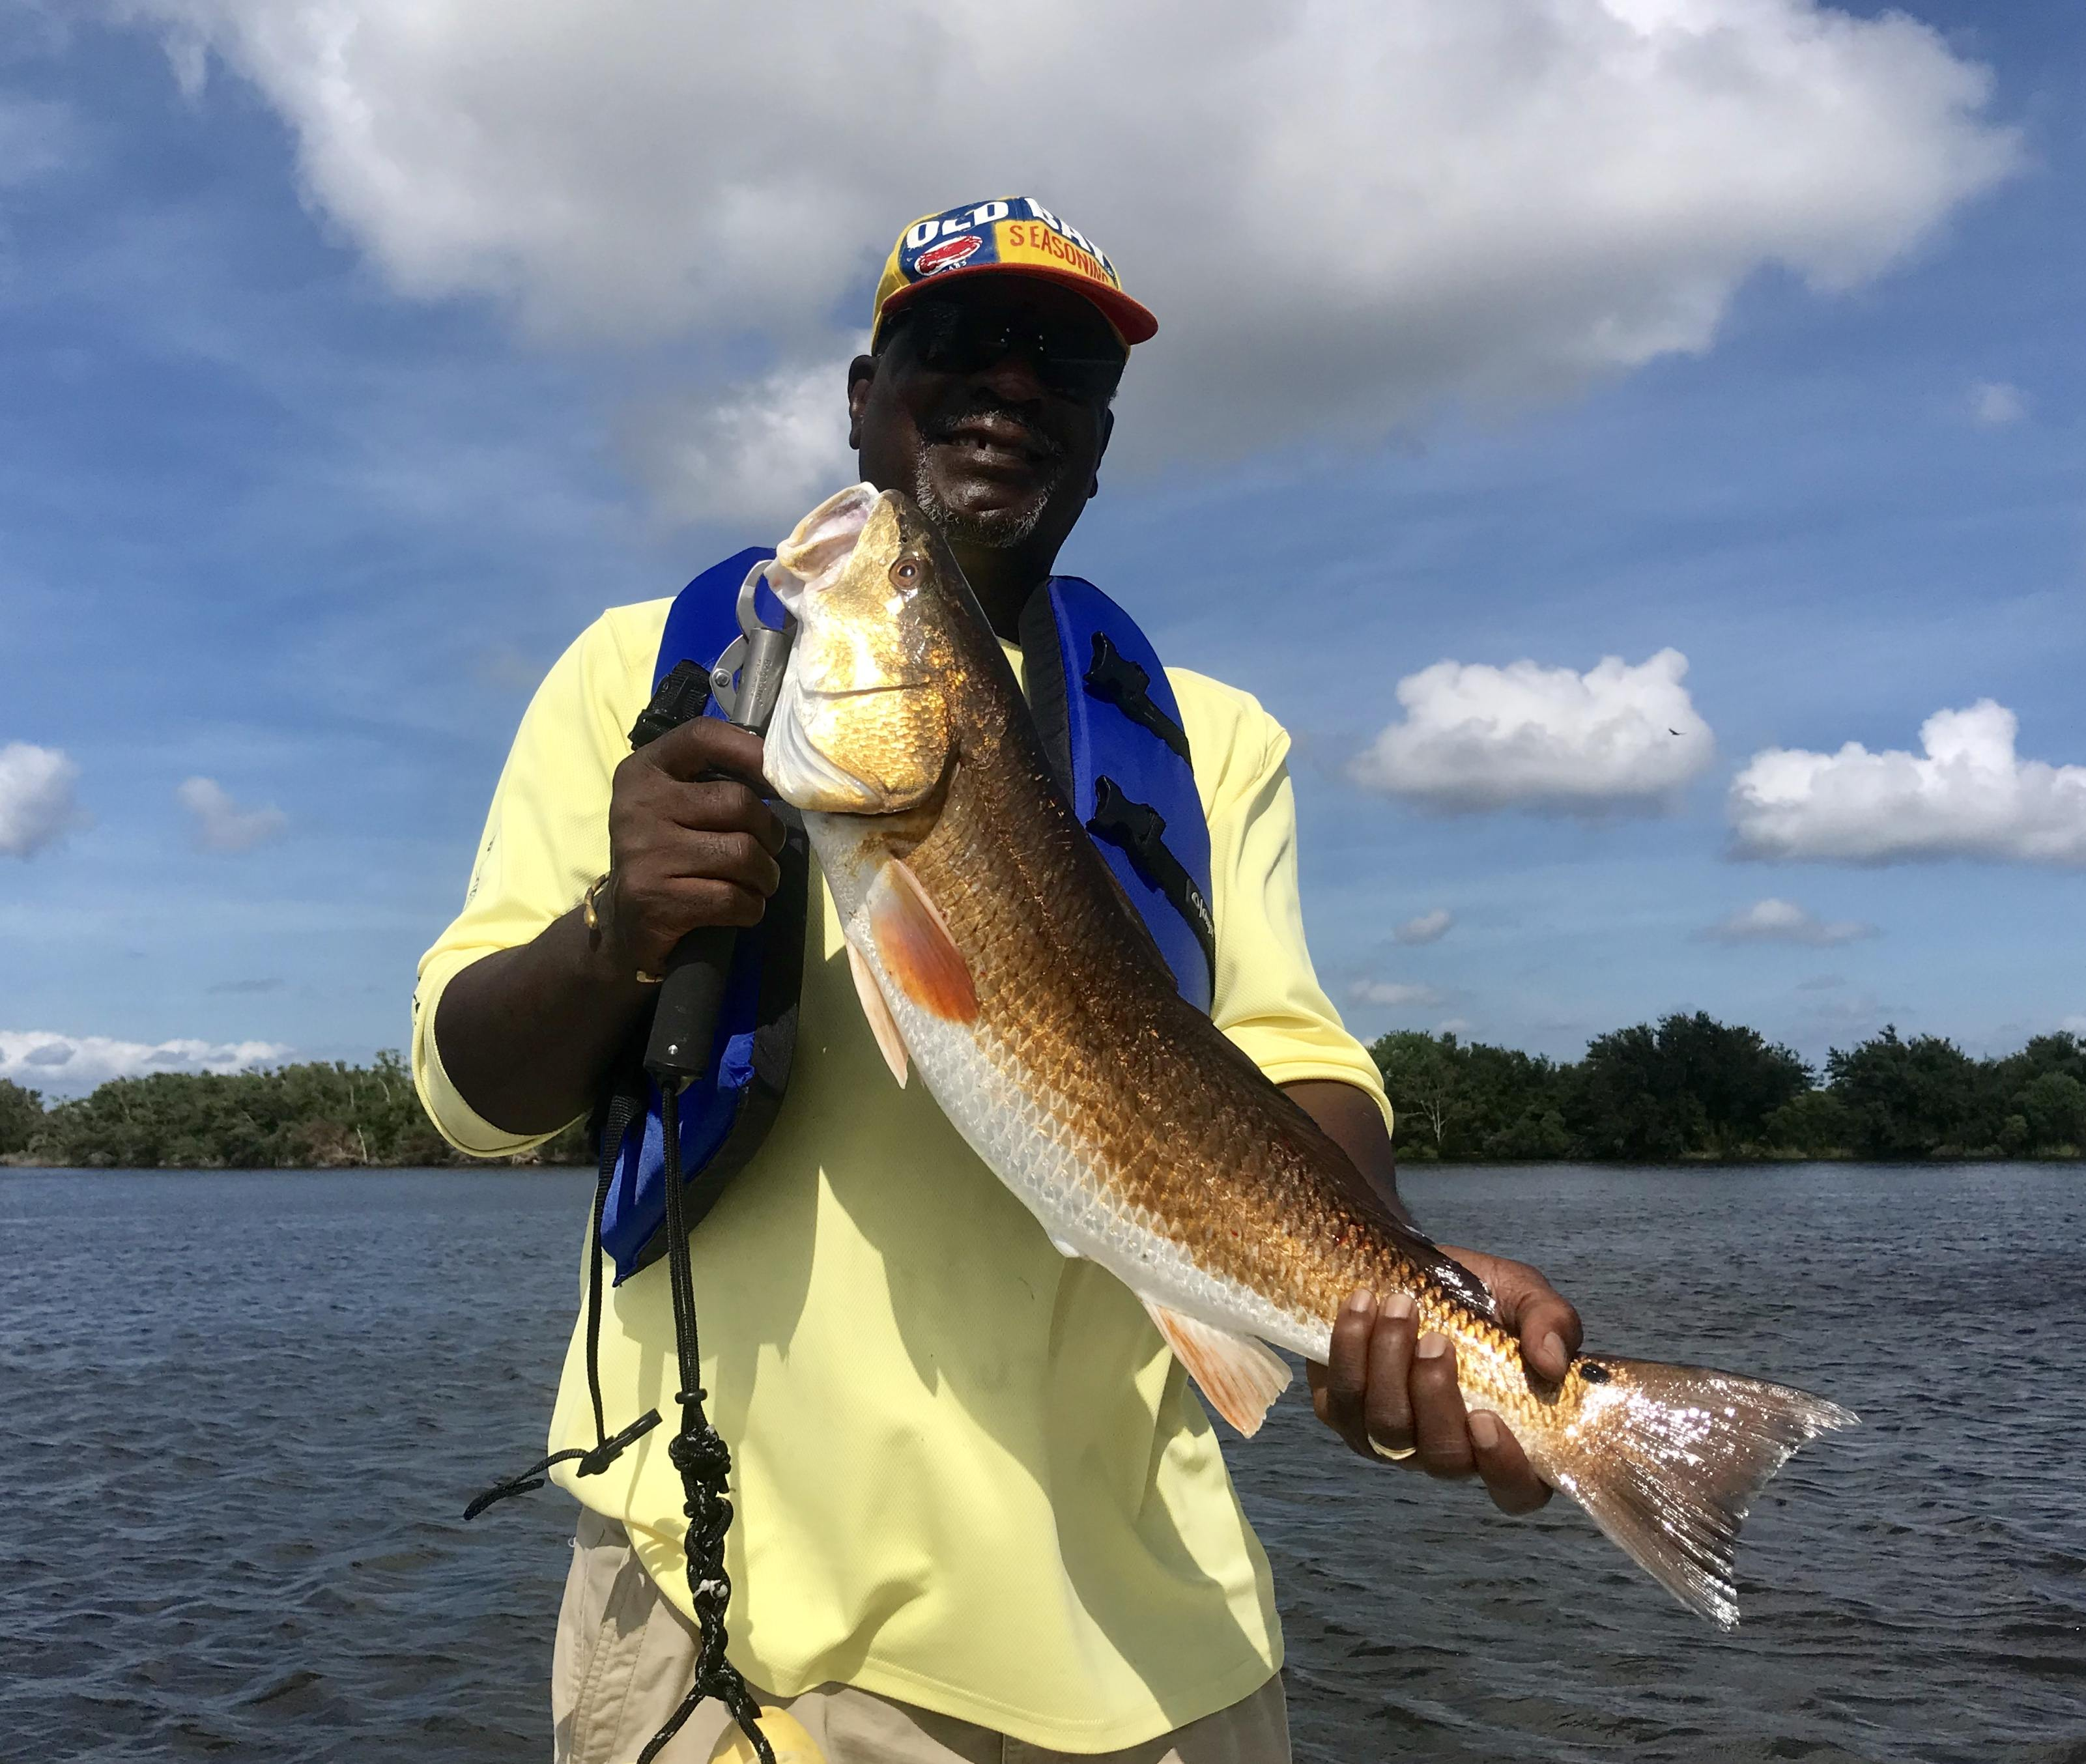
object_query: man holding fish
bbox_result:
[415,198,1844,1762]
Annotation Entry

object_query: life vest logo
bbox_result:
[917,234,983,275]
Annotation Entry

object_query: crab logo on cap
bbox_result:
[917,235,984,276]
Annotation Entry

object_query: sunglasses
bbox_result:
[889,297,1127,403]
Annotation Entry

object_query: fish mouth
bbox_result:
[769,482,886,616]
[765,683,888,813]
[800,679,932,702]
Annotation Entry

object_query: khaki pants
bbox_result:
[552,1510,1291,1764]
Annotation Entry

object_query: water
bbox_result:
[3,1165,2080,1763]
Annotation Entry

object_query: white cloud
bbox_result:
[619,347,863,532]
[129,0,2017,482]
[1968,380,2026,426]
[1393,907,1455,945]
[1728,700,2086,865]
[177,776,287,853]
[0,1031,291,1091]
[2063,1016,2086,1038]
[1700,898,1875,945]
[0,743,83,858]
[1350,648,1713,815]
[1350,980,1447,1010]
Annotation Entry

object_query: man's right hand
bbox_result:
[433,717,789,1137]
[599,718,788,978]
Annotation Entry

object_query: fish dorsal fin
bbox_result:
[865,859,978,1023]
[1140,1297,1291,1438]
[845,941,907,1087]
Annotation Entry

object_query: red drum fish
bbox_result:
[760,482,1856,1628]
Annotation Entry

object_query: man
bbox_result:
[414,197,1582,1763]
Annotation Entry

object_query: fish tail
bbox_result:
[1550,1358,1857,1629]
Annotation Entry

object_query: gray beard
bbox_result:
[909,445,1064,550]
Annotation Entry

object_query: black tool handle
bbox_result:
[640,624,795,1088]
[644,924,737,1083]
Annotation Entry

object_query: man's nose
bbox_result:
[972,349,1049,405]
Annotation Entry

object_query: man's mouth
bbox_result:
[928,412,1061,468]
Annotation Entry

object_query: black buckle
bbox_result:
[1083,634,1190,761]
[629,661,713,749]
[1087,776,1216,978]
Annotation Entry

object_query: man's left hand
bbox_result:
[1306,1248,1581,1516]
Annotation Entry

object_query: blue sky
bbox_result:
[2,3,2081,1092]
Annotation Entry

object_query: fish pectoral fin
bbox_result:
[845,941,907,1087]
[865,859,979,1023]
[1140,1298,1292,1438]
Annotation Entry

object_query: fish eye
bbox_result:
[1578,1361,1610,1384]
[891,556,922,588]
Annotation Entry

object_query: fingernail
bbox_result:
[1468,1411,1500,1451]
[1384,1292,1416,1322]
[1541,1331,1566,1373]
[1345,1288,1376,1316]
[1416,1330,1449,1360]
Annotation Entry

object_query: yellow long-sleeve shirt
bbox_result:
[412,596,1390,1751]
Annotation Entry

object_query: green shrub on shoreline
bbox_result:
[1373,1016,2086,1163]
[3,1019,2080,1171]
[0,1051,590,1170]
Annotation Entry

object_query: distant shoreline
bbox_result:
[5,1017,2083,1171]
[4,1153,2077,1174]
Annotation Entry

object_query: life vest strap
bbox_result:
[1087,776,1217,980]
[1083,632,1190,761]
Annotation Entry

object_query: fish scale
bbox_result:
[762,482,1857,1630]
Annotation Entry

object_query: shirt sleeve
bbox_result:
[410,604,663,1156]
[1174,670,1394,1134]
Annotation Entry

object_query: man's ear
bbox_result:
[846,355,877,451]
[1089,406,1114,499]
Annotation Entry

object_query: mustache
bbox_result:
[922,402,1066,461]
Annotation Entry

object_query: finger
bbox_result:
[1468,1411,1553,1515]
[1517,1293,1582,1384]
[637,717,771,790]
[633,875,773,943]
[1318,1288,1377,1453]
[659,780,788,853]
[1361,1292,1418,1462]
[1409,1331,1476,1480]
[662,828,784,898]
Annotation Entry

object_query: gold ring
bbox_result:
[1369,1440,1418,1462]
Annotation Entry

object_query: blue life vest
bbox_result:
[598,552,1214,1282]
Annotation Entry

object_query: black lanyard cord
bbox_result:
[635,1081,776,1764]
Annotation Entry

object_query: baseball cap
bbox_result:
[872,197,1158,350]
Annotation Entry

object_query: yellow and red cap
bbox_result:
[872,197,1157,349]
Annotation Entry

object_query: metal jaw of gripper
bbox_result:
[705,558,797,733]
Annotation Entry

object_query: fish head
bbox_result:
[764,483,969,815]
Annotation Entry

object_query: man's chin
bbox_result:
[912,461,1057,550]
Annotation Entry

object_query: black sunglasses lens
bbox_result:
[1042,354,1122,399]
[908,302,1122,397]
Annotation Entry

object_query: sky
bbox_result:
[2,0,2083,1094]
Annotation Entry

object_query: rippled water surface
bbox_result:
[5,1165,2081,1762]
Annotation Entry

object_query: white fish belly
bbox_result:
[806,814,1331,1363]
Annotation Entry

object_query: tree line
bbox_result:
[1371,1016,2086,1162]
[0,1051,590,1170]
[3,1019,2082,1170]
